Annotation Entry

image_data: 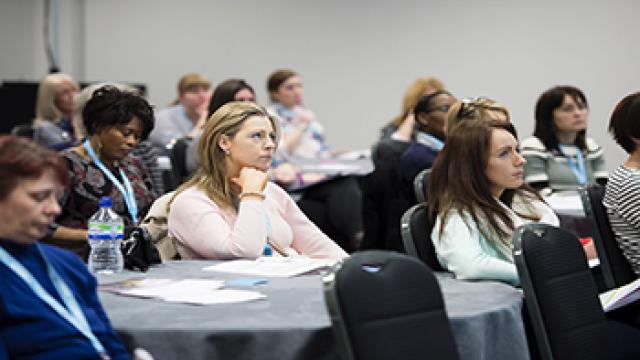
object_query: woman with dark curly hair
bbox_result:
[51,85,156,257]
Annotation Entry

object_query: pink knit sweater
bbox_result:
[168,182,348,260]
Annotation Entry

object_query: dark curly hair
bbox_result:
[0,135,69,200]
[83,85,154,140]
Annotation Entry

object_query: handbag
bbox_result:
[120,227,161,272]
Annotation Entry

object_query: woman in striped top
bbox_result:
[604,92,640,276]
[521,86,607,195]
[602,91,640,340]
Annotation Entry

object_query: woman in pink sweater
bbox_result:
[168,101,347,260]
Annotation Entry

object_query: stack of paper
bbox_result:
[544,191,585,217]
[599,278,640,312]
[102,278,265,305]
[203,257,337,277]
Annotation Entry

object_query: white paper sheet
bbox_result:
[102,278,265,305]
[544,191,585,217]
[599,277,640,312]
[203,257,338,277]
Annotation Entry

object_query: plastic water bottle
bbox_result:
[87,196,124,274]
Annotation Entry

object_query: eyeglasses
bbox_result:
[428,105,451,114]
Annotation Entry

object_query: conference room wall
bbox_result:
[2,0,639,171]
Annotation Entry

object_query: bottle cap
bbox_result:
[99,196,112,208]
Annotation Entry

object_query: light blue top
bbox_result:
[148,105,195,150]
[431,194,559,286]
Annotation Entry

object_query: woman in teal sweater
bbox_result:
[427,119,558,285]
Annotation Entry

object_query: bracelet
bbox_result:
[239,191,266,201]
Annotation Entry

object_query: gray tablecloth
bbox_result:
[99,261,528,360]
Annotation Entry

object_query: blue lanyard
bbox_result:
[559,145,587,185]
[416,132,444,151]
[264,215,273,256]
[84,139,138,222]
[0,244,109,359]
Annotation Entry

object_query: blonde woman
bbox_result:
[446,97,511,132]
[168,102,347,260]
[32,73,80,150]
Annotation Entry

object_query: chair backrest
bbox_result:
[169,136,193,188]
[413,168,431,203]
[10,123,34,138]
[579,185,635,290]
[400,203,444,271]
[513,223,608,360]
[323,250,459,360]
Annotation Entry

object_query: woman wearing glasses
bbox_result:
[427,119,558,285]
[521,86,607,195]
[379,76,447,141]
[398,91,456,190]
[0,136,129,359]
[168,101,347,260]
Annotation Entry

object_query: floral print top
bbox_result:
[57,149,156,232]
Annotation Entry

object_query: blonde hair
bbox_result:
[446,97,510,133]
[173,101,280,211]
[34,73,79,125]
[170,73,211,105]
[391,76,445,126]
[72,82,140,140]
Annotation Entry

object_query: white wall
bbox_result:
[2,0,639,168]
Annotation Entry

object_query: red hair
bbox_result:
[0,135,69,200]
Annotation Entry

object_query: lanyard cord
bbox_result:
[83,139,138,222]
[558,145,587,185]
[416,132,444,151]
[0,244,108,358]
[264,214,288,257]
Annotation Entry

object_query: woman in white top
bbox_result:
[427,119,559,285]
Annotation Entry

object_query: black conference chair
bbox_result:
[10,123,34,138]
[580,185,636,291]
[400,203,444,271]
[323,250,459,360]
[169,136,193,189]
[513,223,609,360]
[413,168,431,203]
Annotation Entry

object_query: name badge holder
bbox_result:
[559,145,587,185]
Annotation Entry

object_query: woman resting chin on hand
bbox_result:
[168,101,347,260]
